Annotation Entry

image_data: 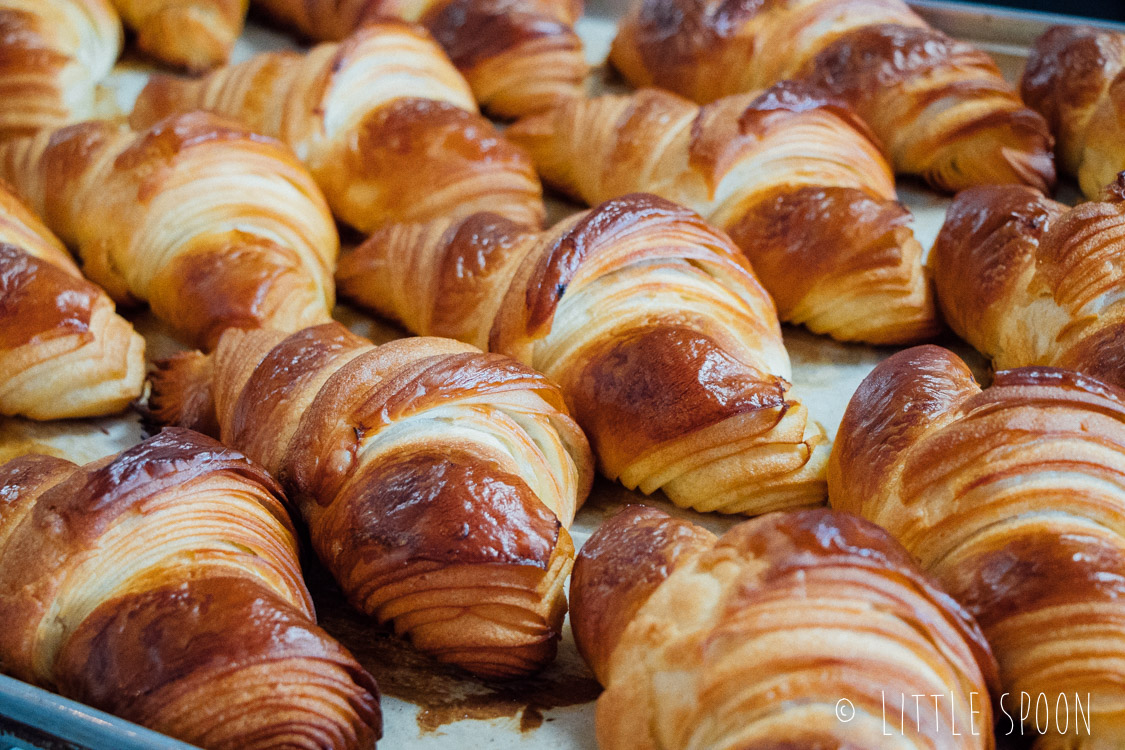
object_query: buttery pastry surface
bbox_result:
[109,0,247,71]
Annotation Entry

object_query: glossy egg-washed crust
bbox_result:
[509,82,938,344]
[131,21,544,233]
[0,0,121,141]
[339,192,829,515]
[610,0,1055,193]
[110,0,247,71]
[0,181,143,419]
[1022,25,1125,200]
[148,322,593,679]
[0,111,337,350]
[0,428,381,749]
[571,505,999,750]
[251,0,585,118]
[831,345,1125,747]
[932,175,1125,390]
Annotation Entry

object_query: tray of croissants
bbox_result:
[1,0,1124,747]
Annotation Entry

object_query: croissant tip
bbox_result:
[147,351,219,437]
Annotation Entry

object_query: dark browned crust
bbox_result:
[0,242,95,350]
[1022,25,1125,136]
[423,0,580,71]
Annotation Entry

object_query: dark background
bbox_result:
[957,0,1124,21]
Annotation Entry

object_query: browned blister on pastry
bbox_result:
[338,193,829,515]
[571,504,998,749]
[831,345,1125,746]
[0,428,381,749]
[131,21,544,232]
[110,0,247,71]
[149,322,593,679]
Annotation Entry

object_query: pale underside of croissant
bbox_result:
[1023,25,1125,200]
[0,427,381,749]
[250,0,586,118]
[570,505,998,750]
[131,21,544,233]
[931,175,1125,390]
[0,111,338,350]
[830,345,1125,747]
[508,83,938,344]
[338,192,829,515]
[0,0,122,141]
[149,322,593,679]
[110,0,247,71]
[0,182,143,419]
[610,0,1055,192]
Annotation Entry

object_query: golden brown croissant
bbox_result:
[508,83,938,344]
[250,0,585,118]
[0,427,381,749]
[610,0,1055,192]
[831,345,1125,746]
[931,175,1125,390]
[337,193,829,515]
[130,21,544,232]
[571,505,998,749]
[0,182,143,419]
[1023,25,1125,200]
[0,112,337,350]
[148,322,593,678]
[109,0,247,71]
[0,0,122,141]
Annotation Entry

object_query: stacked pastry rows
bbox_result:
[2,0,1125,748]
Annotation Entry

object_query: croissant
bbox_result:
[1022,25,1125,200]
[250,0,585,118]
[0,0,122,141]
[831,345,1125,746]
[0,182,143,419]
[109,0,247,71]
[0,112,337,350]
[931,175,1125,390]
[0,427,381,749]
[148,322,593,679]
[571,505,998,749]
[130,21,544,233]
[609,0,1055,193]
[337,192,829,515]
[508,83,938,344]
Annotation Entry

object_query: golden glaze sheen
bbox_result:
[0,182,143,419]
[1023,25,1125,200]
[110,0,246,71]
[932,176,1125,390]
[508,83,938,344]
[149,322,593,678]
[610,0,1055,192]
[338,193,829,515]
[571,505,998,750]
[0,428,381,749]
[251,0,585,117]
[0,112,337,349]
[131,21,544,232]
[830,346,1125,747]
[0,0,121,141]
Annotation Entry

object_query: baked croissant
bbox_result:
[109,0,247,71]
[0,112,337,350]
[508,83,938,344]
[571,505,998,749]
[931,175,1125,390]
[831,345,1125,747]
[0,427,381,749]
[337,193,829,515]
[610,0,1055,193]
[1022,25,1125,200]
[130,21,544,233]
[0,182,143,419]
[149,322,593,679]
[0,0,122,141]
[250,0,585,118]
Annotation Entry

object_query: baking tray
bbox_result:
[0,1,1120,748]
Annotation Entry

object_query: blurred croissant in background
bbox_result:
[109,0,247,71]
